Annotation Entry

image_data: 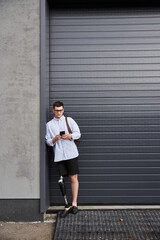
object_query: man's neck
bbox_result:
[54,115,64,120]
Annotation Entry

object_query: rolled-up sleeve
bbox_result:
[69,118,81,140]
[45,124,54,147]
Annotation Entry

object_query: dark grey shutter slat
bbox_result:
[50,50,160,58]
[50,91,160,98]
[50,58,160,65]
[50,71,160,78]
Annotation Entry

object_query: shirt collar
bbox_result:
[53,115,65,121]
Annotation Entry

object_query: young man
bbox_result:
[45,101,81,217]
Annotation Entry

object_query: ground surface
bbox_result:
[0,222,55,240]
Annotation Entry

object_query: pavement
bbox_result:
[0,222,55,240]
[0,214,57,240]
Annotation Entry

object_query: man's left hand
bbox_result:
[61,133,72,140]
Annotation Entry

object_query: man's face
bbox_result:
[53,106,64,119]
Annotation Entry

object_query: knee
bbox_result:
[69,174,78,183]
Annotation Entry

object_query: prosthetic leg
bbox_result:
[58,176,69,208]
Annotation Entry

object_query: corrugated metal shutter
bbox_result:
[49,9,160,205]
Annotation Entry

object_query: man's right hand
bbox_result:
[52,135,61,144]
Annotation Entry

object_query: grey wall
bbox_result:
[0,0,40,198]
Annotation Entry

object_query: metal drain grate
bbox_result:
[53,210,160,240]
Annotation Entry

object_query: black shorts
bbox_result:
[57,157,79,177]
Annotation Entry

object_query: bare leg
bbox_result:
[69,174,79,206]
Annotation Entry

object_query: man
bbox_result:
[45,101,81,217]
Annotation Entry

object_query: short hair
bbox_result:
[53,101,64,109]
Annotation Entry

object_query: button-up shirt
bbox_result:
[45,115,81,162]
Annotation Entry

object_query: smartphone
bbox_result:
[60,131,65,136]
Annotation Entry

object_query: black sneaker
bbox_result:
[60,207,72,218]
[71,206,78,214]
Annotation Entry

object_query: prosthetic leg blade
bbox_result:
[58,176,69,208]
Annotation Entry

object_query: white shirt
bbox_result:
[45,115,81,162]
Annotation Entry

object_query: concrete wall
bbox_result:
[0,0,40,198]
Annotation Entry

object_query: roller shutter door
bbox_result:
[49,8,160,205]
